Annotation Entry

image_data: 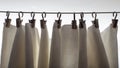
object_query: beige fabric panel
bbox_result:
[25,23,39,68]
[49,22,61,68]
[8,25,25,68]
[1,23,17,68]
[87,25,109,68]
[32,26,40,68]
[78,23,88,68]
[38,24,49,68]
[101,24,118,68]
[60,25,79,68]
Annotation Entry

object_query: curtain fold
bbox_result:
[38,23,49,68]
[25,23,39,68]
[1,23,17,68]
[101,24,118,68]
[87,25,109,68]
[8,25,25,68]
[78,23,88,68]
[60,25,79,68]
[49,21,61,68]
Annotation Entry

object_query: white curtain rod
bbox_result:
[0,11,120,14]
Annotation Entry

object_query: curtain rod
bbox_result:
[0,11,120,14]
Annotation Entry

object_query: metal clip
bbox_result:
[92,12,99,28]
[29,12,36,28]
[72,13,77,29]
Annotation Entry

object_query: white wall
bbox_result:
[0,0,119,67]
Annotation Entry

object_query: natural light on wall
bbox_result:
[0,0,120,67]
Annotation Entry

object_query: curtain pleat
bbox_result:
[8,25,25,68]
[1,23,17,68]
[25,23,39,68]
[101,24,118,68]
[32,26,40,68]
[38,23,49,68]
[49,21,61,68]
[60,25,79,68]
[87,25,109,68]
[78,23,88,68]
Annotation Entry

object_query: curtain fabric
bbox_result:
[8,25,25,68]
[1,23,17,68]
[60,25,79,68]
[1,21,118,68]
[38,22,49,68]
[87,25,109,68]
[101,24,118,68]
[78,23,88,68]
[49,21,61,68]
[25,23,39,68]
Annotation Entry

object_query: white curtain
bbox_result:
[25,23,39,68]
[101,24,118,68]
[1,21,118,68]
[49,21,61,68]
[1,23,16,68]
[8,25,25,68]
[38,21,49,68]
[87,25,109,68]
[78,22,87,68]
[60,25,79,68]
